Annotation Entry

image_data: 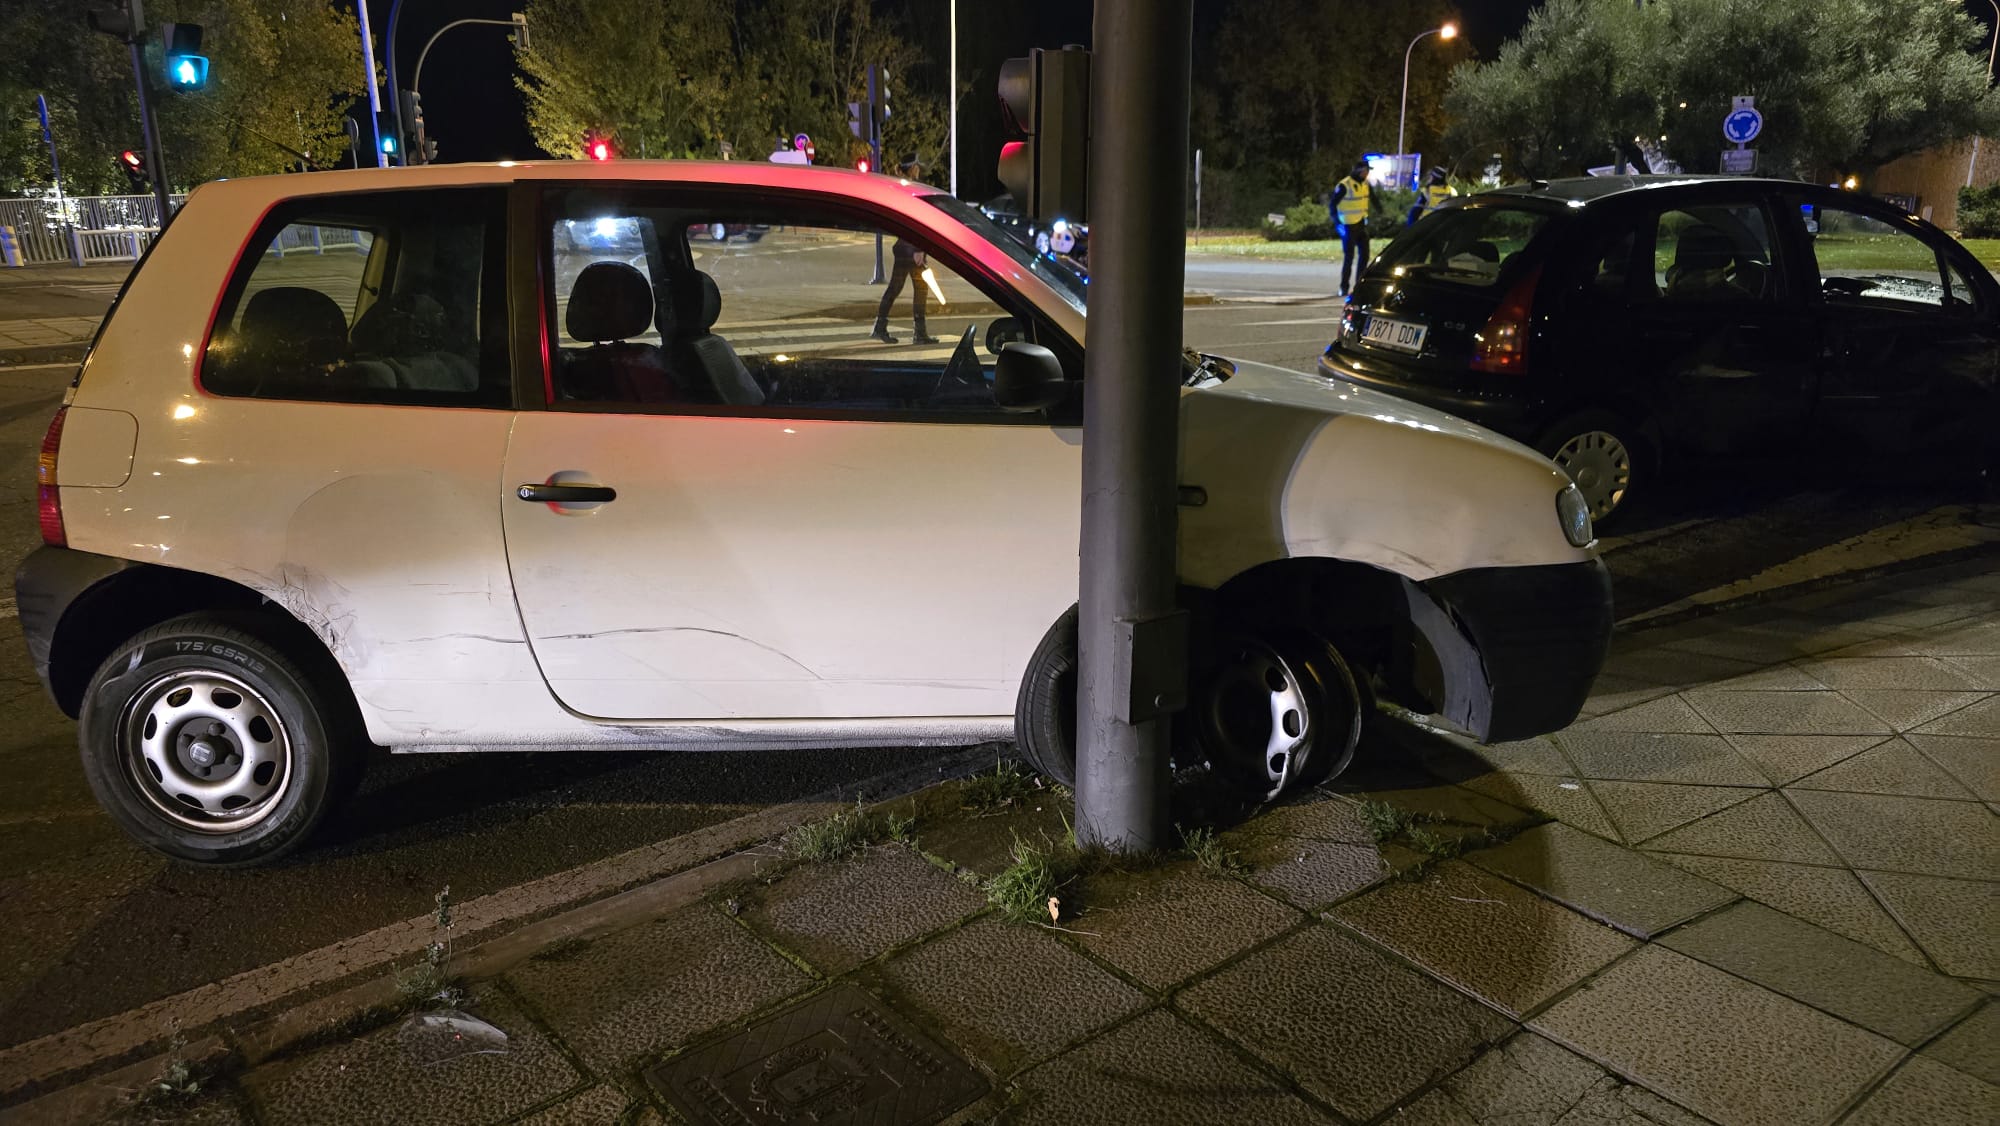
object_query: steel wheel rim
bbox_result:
[119,669,293,833]
[1202,639,1314,796]
[1552,429,1632,520]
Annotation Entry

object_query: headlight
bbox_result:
[1556,484,1595,547]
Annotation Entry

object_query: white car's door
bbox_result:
[500,186,1082,720]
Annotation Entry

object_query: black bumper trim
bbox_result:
[15,546,139,705]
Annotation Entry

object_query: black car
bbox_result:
[1318,175,2000,522]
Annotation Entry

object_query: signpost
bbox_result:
[1721,95,1761,175]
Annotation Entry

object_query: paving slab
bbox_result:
[1178,923,1512,1123]
[738,845,985,973]
[1233,834,1388,909]
[1469,822,1737,939]
[1941,654,2000,689]
[1553,731,1766,787]
[514,1084,637,1125]
[1571,696,1719,735]
[1856,870,2000,979]
[1069,864,1300,990]
[1461,772,1621,841]
[1652,854,1928,966]
[1448,736,1576,777]
[1635,792,1842,864]
[873,916,1147,1077]
[1908,620,2000,658]
[1008,1009,1334,1125]
[241,985,583,1126]
[1795,657,1988,691]
[1682,689,1893,737]
[1578,675,1681,718]
[1233,794,1376,843]
[1720,734,1885,786]
[1387,1033,1714,1126]
[1705,664,1833,692]
[1905,734,2000,801]
[1598,648,1764,689]
[504,902,811,1078]
[1911,695,2000,737]
[1330,860,1636,1018]
[1839,1055,2000,1126]
[1785,790,2000,880]
[1530,945,1903,1126]
[1657,901,1980,1046]
[1789,739,1978,800]
[1923,1003,2000,1086]
[1586,780,1763,844]
[1843,690,1992,733]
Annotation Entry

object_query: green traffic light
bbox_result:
[166,54,209,89]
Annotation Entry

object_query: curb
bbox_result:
[1614,538,2000,633]
[1181,292,1217,306]
[0,343,86,367]
[0,744,995,1113]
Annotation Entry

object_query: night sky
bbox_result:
[358,0,1558,175]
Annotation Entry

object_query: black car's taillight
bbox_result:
[1470,267,1542,375]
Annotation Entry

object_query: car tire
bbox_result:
[1537,409,1651,527]
[1195,630,1363,804]
[78,612,363,867]
[1014,606,1080,787]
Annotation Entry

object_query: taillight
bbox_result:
[37,407,66,547]
[1470,267,1542,374]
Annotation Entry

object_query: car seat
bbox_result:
[348,291,479,392]
[562,262,679,402]
[669,270,765,406]
[224,287,359,395]
[1664,225,1749,300]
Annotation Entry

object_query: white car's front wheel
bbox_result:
[78,613,363,866]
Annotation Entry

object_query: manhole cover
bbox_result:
[647,984,986,1125]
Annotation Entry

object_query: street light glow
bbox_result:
[1440,23,1458,40]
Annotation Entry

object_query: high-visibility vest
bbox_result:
[1420,183,1457,212]
[1335,177,1371,227]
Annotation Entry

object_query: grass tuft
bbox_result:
[786,802,888,861]
[960,758,1037,813]
[1356,798,1415,842]
[1180,825,1248,876]
[983,835,1085,924]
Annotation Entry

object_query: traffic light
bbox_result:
[857,158,870,174]
[399,90,429,165]
[996,46,1090,222]
[377,112,401,163]
[585,133,613,161]
[117,149,150,192]
[848,101,866,140]
[161,23,207,90]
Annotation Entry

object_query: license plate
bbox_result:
[1362,314,1427,354]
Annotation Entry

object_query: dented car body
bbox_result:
[17,161,1610,864]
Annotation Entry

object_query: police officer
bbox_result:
[1329,157,1374,297]
[871,156,940,345]
[1409,167,1457,225]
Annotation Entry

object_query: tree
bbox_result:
[1446,0,2000,180]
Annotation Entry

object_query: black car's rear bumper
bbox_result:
[1405,557,1613,743]
[1318,350,1544,443]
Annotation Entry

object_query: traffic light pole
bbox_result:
[1074,0,1192,853]
[356,0,387,167]
[868,64,885,285]
[125,37,172,226]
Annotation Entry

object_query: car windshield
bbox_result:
[1373,204,1553,288]
[925,195,1089,315]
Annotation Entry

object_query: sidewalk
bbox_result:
[7,561,1997,1126]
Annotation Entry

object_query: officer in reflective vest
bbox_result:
[1329,157,1373,297]
[1410,167,1457,225]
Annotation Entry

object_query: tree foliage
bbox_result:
[515,0,947,175]
[0,0,362,196]
[1446,0,2000,180]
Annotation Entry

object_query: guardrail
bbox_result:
[0,194,186,266]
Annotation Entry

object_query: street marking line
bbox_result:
[1237,317,1340,326]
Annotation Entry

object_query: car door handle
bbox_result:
[516,483,616,503]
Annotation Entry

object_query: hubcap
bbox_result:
[1200,638,1316,799]
[1552,429,1633,520]
[119,670,292,833]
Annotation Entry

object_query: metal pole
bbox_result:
[412,19,524,99]
[357,0,387,167]
[1398,29,1437,178]
[36,95,68,223]
[1967,0,1998,189]
[869,64,886,284]
[127,39,172,226]
[1194,147,1202,242]
[1074,0,1191,854]
[948,0,958,197]
[385,0,408,166]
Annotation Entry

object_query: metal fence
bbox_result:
[0,194,186,266]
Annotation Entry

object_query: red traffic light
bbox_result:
[856,158,870,174]
[584,134,612,161]
[119,150,144,171]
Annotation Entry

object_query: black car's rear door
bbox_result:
[1787,195,2000,461]
[1619,197,1818,458]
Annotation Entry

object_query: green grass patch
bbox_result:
[960,758,1037,813]
[1186,236,1342,261]
[1180,825,1248,876]
[984,835,1086,924]
[786,802,896,862]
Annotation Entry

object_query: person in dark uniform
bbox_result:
[871,156,940,345]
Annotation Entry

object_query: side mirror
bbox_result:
[992,342,1066,412]
[985,316,1026,355]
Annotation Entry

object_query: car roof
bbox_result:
[1478,174,1816,205]
[188,159,950,210]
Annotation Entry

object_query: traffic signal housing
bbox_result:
[162,23,208,90]
[996,46,1090,222]
[377,112,401,163]
[118,149,150,192]
[399,90,432,165]
[585,133,614,161]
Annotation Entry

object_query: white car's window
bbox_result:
[1805,205,1955,309]
[203,189,509,406]
[544,195,1060,420]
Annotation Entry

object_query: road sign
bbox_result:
[1723,106,1763,145]
[1720,148,1757,174]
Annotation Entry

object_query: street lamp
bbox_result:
[1967,0,1998,188]
[1399,22,1457,185]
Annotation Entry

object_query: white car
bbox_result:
[19,161,1611,865]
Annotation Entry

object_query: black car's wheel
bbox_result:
[1014,606,1080,786]
[1196,631,1363,803]
[1537,409,1650,525]
[78,613,363,866]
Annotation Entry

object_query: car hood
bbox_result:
[1175,357,1590,585]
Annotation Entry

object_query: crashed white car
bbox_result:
[19,161,1610,865]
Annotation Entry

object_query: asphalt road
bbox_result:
[0,256,1991,1053]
